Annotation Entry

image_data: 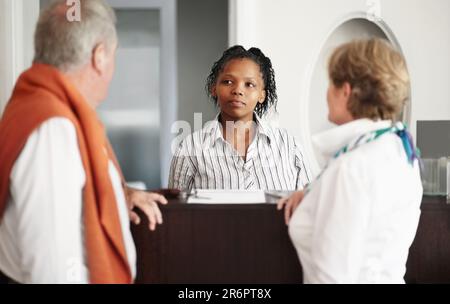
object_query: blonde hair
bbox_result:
[328,38,410,121]
[34,0,117,72]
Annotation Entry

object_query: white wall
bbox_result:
[0,0,39,115]
[232,0,450,174]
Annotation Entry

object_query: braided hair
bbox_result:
[206,45,277,117]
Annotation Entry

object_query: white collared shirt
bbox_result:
[168,113,311,191]
[0,118,136,283]
[289,119,423,283]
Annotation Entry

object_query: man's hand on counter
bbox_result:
[126,187,168,231]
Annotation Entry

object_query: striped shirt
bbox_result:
[168,114,311,191]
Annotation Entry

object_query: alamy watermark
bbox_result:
[66,257,84,283]
[66,0,81,22]
[170,113,267,158]
[366,0,382,22]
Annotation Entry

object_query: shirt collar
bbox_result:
[254,113,272,143]
[312,118,393,160]
[205,112,273,146]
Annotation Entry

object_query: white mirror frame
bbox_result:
[298,11,409,176]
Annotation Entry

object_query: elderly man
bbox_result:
[0,0,167,283]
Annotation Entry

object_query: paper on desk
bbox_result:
[187,190,267,204]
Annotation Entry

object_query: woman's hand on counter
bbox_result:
[277,190,305,225]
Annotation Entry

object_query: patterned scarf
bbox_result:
[306,121,420,193]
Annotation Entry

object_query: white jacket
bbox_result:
[289,119,423,283]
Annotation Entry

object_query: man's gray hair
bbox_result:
[34,0,117,72]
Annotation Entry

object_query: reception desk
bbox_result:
[131,195,450,284]
[405,196,450,283]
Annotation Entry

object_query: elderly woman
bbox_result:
[278,38,422,283]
